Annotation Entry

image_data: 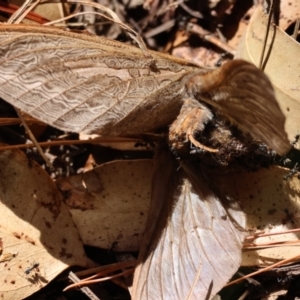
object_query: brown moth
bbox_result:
[0,24,291,299]
[0,24,290,155]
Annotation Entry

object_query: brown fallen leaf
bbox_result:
[57,159,154,251]
[0,149,88,300]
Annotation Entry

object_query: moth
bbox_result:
[0,24,290,155]
[0,24,291,299]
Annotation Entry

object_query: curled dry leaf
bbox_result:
[57,159,154,251]
[237,6,300,144]
[132,149,246,300]
[0,24,290,155]
[0,150,87,300]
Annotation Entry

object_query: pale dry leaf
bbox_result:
[132,149,246,300]
[0,24,290,155]
[210,166,300,266]
[279,0,300,30]
[0,150,88,300]
[57,159,154,251]
[11,0,64,24]
[172,45,221,68]
[267,290,289,299]
[208,0,225,9]
[227,20,248,50]
[237,6,300,144]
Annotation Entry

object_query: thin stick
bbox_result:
[226,254,300,287]
[15,109,53,170]
[0,136,154,151]
[7,0,32,23]
[64,269,134,291]
[7,0,41,24]
[245,227,300,241]
[68,271,100,300]
[292,18,300,40]
[187,23,235,55]
[259,0,274,69]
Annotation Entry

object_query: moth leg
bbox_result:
[169,99,218,154]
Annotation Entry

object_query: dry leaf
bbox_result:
[11,0,64,24]
[237,6,300,144]
[0,150,88,300]
[57,159,154,251]
[0,24,290,155]
[210,166,300,266]
[278,0,300,30]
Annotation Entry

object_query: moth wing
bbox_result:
[0,25,197,135]
[132,149,246,300]
[187,60,290,155]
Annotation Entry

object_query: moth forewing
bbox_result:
[0,24,200,135]
[132,148,246,300]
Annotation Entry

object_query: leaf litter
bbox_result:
[0,0,299,299]
[0,149,88,299]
